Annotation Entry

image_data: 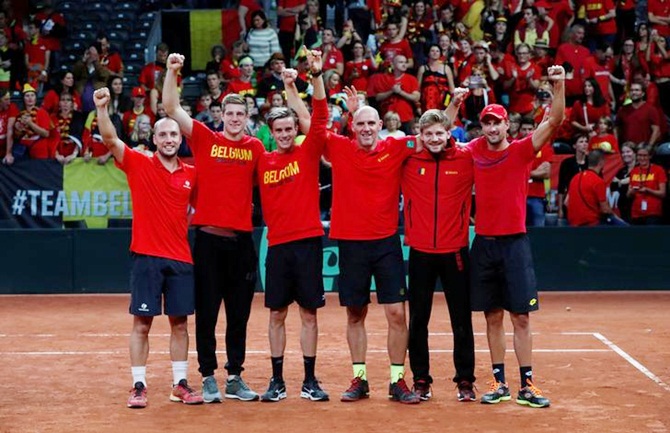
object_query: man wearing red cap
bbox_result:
[453,64,566,409]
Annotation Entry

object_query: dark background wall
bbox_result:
[1,227,669,294]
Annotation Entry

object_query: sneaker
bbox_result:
[170,379,204,405]
[388,378,421,404]
[202,376,222,403]
[225,376,260,401]
[300,378,329,401]
[260,378,287,402]
[457,380,476,402]
[340,377,370,402]
[412,379,432,401]
[516,381,551,408]
[127,382,147,408]
[480,379,511,404]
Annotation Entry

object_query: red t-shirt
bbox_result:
[42,89,82,115]
[24,36,49,67]
[379,39,413,65]
[226,79,257,97]
[325,135,417,240]
[277,0,305,33]
[100,52,124,75]
[0,103,19,156]
[555,42,590,97]
[257,97,327,246]
[629,164,667,218]
[528,142,554,198]
[649,52,670,79]
[344,59,376,92]
[115,148,195,263]
[583,0,617,34]
[401,144,474,253]
[15,107,53,159]
[648,0,670,37]
[570,100,611,128]
[322,46,344,72]
[615,102,660,144]
[567,170,606,226]
[468,135,537,236]
[122,108,155,137]
[139,62,165,90]
[542,0,573,48]
[508,62,542,115]
[189,120,264,230]
[589,133,619,153]
[369,73,419,122]
[583,56,613,102]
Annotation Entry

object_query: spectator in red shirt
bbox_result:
[343,41,377,95]
[582,42,615,105]
[24,20,50,92]
[53,93,84,165]
[567,149,626,226]
[277,0,306,60]
[0,88,19,163]
[34,1,66,72]
[12,83,53,160]
[226,55,257,98]
[589,116,619,153]
[646,29,670,119]
[321,28,344,76]
[123,87,155,137]
[580,0,617,50]
[42,70,82,116]
[615,82,661,145]
[97,34,124,76]
[371,55,420,133]
[570,77,610,136]
[505,43,541,115]
[627,145,667,224]
[379,20,414,70]
[139,43,169,93]
[555,23,590,105]
[525,119,554,227]
[648,0,670,38]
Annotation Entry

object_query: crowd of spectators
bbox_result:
[1,0,669,225]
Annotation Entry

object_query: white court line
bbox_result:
[593,332,670,393]
[0,332,538,338]
[1,348,609,356]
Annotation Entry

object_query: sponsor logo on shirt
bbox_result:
[631,173,655,182]
[138,303,149,312]
[377,153,390,162]
[183,180,192,190]
[406,140,415,149]
[444,170,459,175]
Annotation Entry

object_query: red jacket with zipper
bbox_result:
[401,142,474,254]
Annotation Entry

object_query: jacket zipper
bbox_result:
[433,160,439,248]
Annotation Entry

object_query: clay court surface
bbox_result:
[1,291,669,433]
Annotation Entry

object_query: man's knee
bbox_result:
[299,307,318,329]
[384,303,407,328]
[484,308,505,326]
[510,312,530,330]
[269,308,289,328]
[133,316,153,336]
[347,306,367,325]
[169,316,188,335]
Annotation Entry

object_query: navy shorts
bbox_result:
[265,237,326,310]
[337,234,407,307]
[129,253,195,317]
[469,234,539,313]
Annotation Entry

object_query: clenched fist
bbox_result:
[167,53,185,72]
[93,87,110,108]
[547,65,566,81]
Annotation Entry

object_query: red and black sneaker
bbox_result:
[340,377,370,402]
[412,379,432,401]
[388,378,420,404]
[127,382,147,408]
[457,380,477,402]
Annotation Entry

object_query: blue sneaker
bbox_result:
[260,378,287,402]
[300,378,329,401]
[225,375,259,401]
[202,376,222,403]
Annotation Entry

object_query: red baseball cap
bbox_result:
[132,87,146,98]
[479,104,508,122]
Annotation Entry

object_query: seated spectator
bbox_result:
[227,55,257,98]
[206,44,240,82]
[558,134,590,221]
[24,19,50,92]
[149,70,168,117]
[244,94,262,136]
[205,100,224,132]
[194,93,213,122]
[582,42,615,105]
[53,93,85,165]
[378,111,406,139]
[570,78,610,136]
[0,88,19,164]
[139,43,169,92]
[589,116,619,153]
[609,142,636,222]
[123,87,155,137]
[11,84,53,160]
[97,33,124,76]
[245,10,281,71]
[460,41,500,88]
[323,69,343,97]
[335,19,362,62]
[107,75,131,117]
[507,111,522,140]
[615,82,661,145]
[73,43,111,113]
[533,39,553,77]
[82,110,120,164]
[205,70,225,105]
[627,145,667,225]
[42,70,82,115]
[127,114,153,152]
[567,149,626,226]
[526,117,554,227]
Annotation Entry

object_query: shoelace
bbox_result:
[179,382,196,394]
[486,378,504,393]
[132,385,145,397]
[524,380,543,396]
[395,379,413,394]
[345,377,363,393]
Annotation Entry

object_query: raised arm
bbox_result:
[284,67,312,134]
[532,65,565,152]
[162,53,193,137]
[445,87,469,125]
[93,87,125,163]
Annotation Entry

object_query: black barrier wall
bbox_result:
[1,227,669,294]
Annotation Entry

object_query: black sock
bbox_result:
[492,363,506,384]
[271,356,284,381]
[520,366,533,388]
[303,356,316,382]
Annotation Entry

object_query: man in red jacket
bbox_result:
[401,106,476,402]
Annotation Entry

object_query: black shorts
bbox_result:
[338,234,407,307]
[469,234,538,313]
[129,253,195,317]
[264,237,326,310]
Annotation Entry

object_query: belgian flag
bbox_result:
[161,9,241,74]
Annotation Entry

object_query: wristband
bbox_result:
[311,70,323,78]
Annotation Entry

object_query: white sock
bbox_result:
[172,361,188,385]
[131,366,147,387]
[227,374,238,381]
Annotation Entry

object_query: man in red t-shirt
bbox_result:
[256,54,329,402]
[370,55,420,133]
[582,43,615,104]
[94,87,202,409]
[164,53,265,403]
[648,0,670,37]
[555,24,590,104]
[627,146,667,225]
[614,82,661,145]
[567,149,624,226]
[379,20,414,70]
[0,88,19,164]
[526,120,554,226]
[580,0,616,49]
[139,43,169,92]
[277,0,306,60]
[325,89,421,405]
[458,65,567,409]
[401,107,477,402]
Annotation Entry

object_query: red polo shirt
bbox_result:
[115,147,196,263]
[189,120,264,230]
[257,97,327,246]
[325,135,417,240]
[401,143,474,253]
[468,135,537,236]
[629,164,667,218]
[567,170,606,226]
